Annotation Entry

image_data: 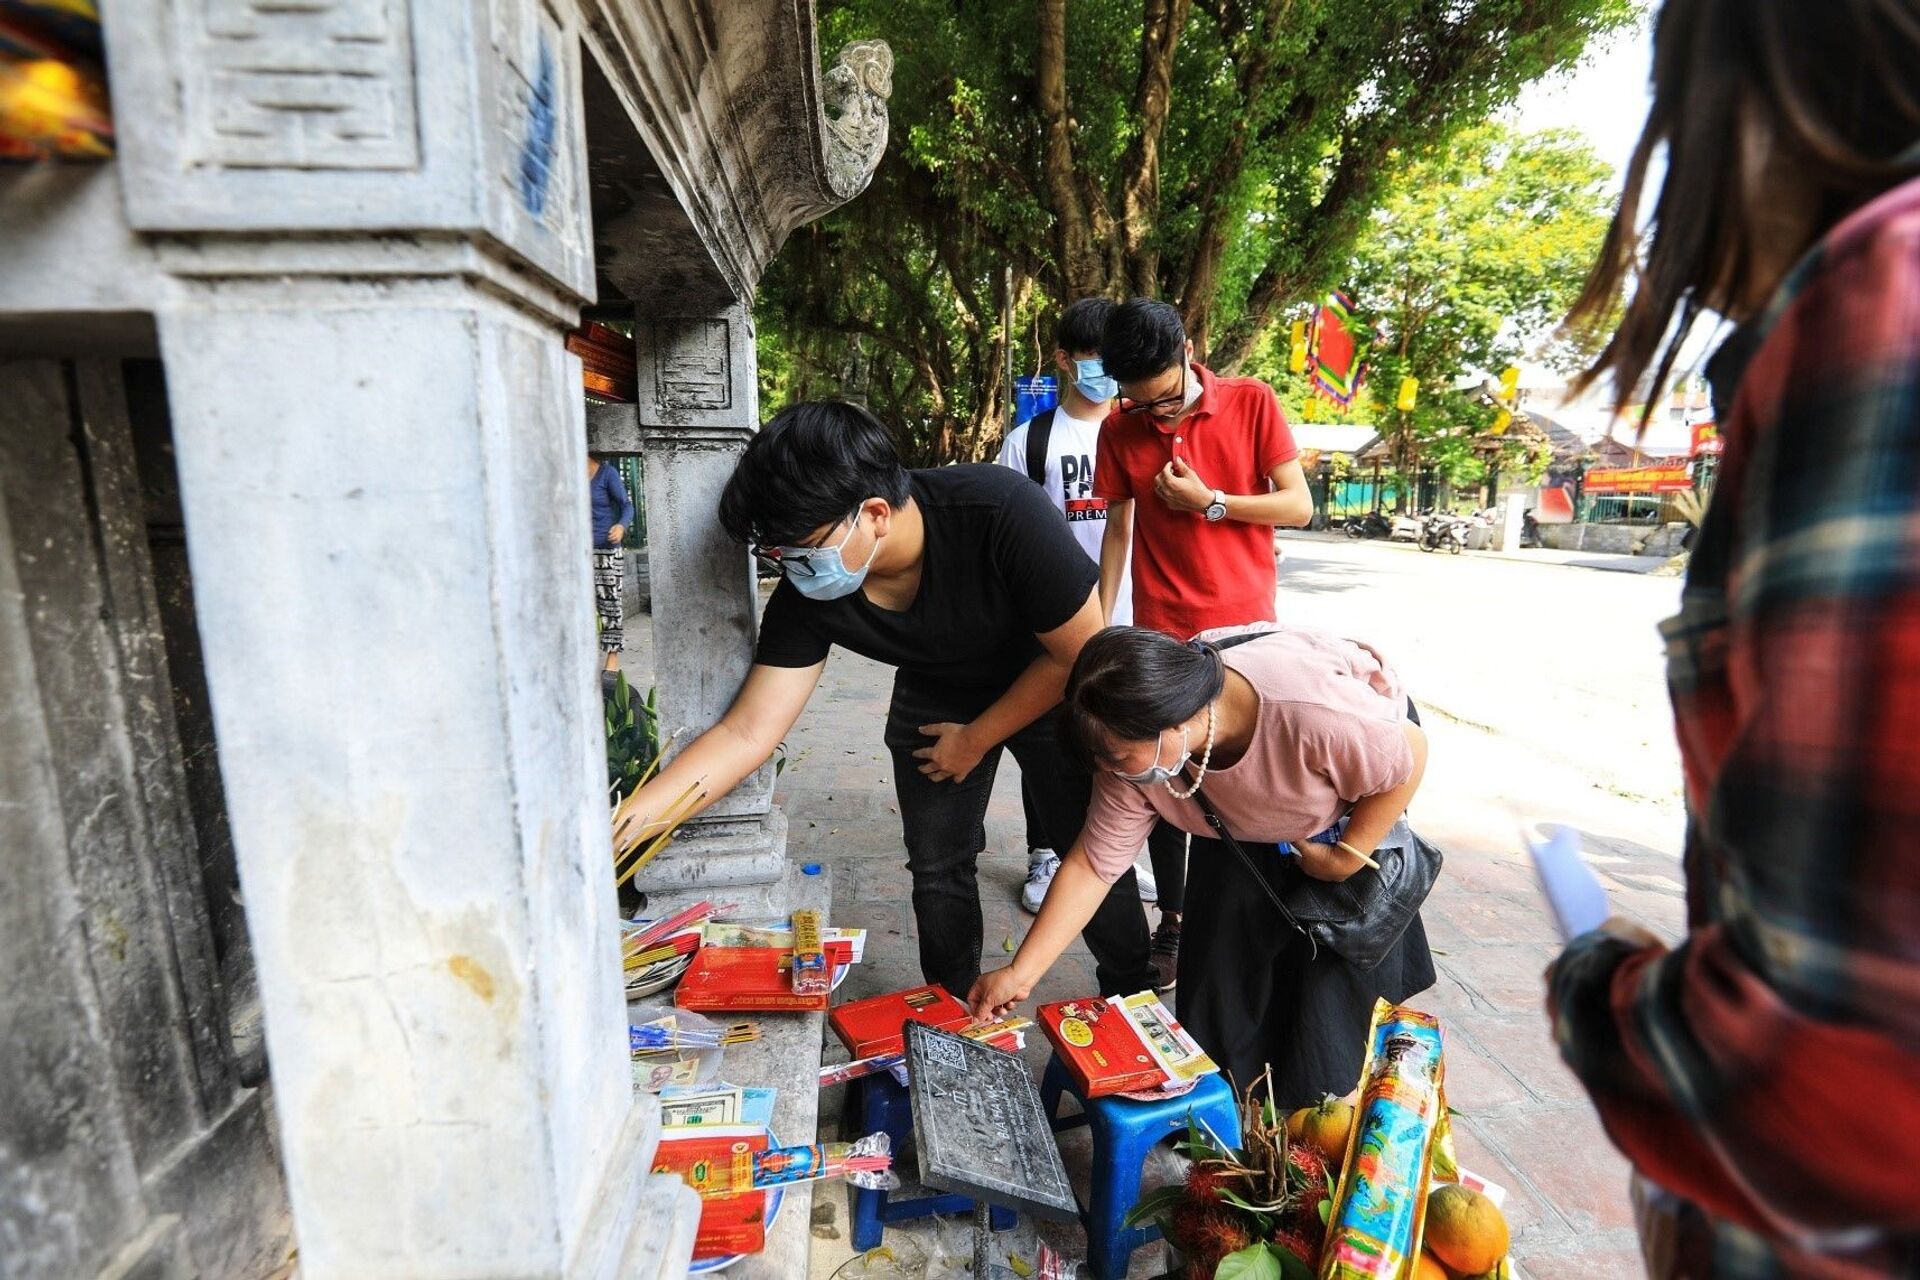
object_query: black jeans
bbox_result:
[1147,819,1187,915]
[885,678,1154,999]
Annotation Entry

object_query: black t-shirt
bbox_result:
[753,465,1099,693]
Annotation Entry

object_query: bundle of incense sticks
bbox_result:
[630,1020,762,1054]
[611,774,709,887]
[624,901,719,955]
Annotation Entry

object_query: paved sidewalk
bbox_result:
[625,563,1686,1278]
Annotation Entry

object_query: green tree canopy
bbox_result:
[1250,122,1618,498]
[758,0,1639,464]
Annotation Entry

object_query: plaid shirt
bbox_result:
[1549,176,1920,1276]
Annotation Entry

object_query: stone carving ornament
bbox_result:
[822,38,893,199]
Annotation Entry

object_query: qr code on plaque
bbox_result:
[923,1034,968,1072]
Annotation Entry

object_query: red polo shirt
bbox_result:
[1093,363,1297,638]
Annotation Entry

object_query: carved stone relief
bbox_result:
[821,38,893,199]
[183,0,420,169]
[653,320,733,412]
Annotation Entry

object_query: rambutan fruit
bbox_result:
[1270,1224,1321,1270]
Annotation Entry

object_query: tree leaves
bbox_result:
[757,0,1638,464]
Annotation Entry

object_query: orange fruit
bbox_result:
[1296,1096,1355,1166]
[1424,1185,1510,1277]
[1414,1251,1452,1280]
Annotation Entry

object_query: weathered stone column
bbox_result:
[100,2,695,1274]
[589,304,787,891]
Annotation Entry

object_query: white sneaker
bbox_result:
[1134,858,1158,903]
[1021,850,1061,913]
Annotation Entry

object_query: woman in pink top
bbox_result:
[969,623,1435,1103]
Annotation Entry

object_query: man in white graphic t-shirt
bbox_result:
[997,297,1150,913]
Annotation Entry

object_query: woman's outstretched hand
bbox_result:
[968,965,1033,1023]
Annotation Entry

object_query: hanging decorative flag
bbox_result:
[1308,291,1370,408]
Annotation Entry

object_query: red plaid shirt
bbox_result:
[1548,177,1920,1275]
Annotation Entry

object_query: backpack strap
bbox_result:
[1024,406,1057,487]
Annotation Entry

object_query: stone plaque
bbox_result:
[653,320,733,411]
[904,1023,1077,1223]
[186,0,420,169]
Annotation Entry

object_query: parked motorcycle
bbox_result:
[1419,513,1468,555]
[1343,511,1393,540]
[1389,512,1425,543]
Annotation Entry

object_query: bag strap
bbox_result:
[1180,769,1315,954]
[1024,407,1056,487]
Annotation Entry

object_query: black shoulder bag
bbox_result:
[1183,632,1443,971]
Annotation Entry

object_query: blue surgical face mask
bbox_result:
[1074,357,1118,404]
[1114,726,1191,787]
[778,513,878,601]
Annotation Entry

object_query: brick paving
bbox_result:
[627,545,1690,1277]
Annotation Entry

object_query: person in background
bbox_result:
[589,452,635,674]
[1550,2,1920,1273]
[997,297,1154,917]
[966,624,1432,1102]
[1094,298,1315,988]
[612,402,1153,1000]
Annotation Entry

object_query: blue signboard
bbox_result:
[1014,375,1058,426]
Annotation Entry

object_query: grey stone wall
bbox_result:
[0,358,291,1280]
[1540,522,1690,556]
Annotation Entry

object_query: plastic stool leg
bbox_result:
[1082,1111,1154,1280]
[849,1076,889,1251]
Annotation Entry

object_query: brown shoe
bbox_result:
[1148,915,1181,991]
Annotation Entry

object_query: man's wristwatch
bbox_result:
[1203,490,1228,523]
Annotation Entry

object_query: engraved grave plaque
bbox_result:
[904,1023,1077,1223]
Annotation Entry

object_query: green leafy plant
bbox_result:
[604,674,660,805]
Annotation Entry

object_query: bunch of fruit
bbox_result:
[1130,1086,1513,1279]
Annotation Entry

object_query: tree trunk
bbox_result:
[1114,0,1192,298]
[1036,0,1107,300]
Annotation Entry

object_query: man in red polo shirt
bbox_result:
[1094,297,1314,985]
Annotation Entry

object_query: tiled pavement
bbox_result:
[626,583,1687,1278]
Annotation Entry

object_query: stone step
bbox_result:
[631,809,789,894]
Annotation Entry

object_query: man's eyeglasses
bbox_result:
[1117,363,1189,418]
[751,508,860,578]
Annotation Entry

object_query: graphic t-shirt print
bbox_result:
[1060,451,1108,524]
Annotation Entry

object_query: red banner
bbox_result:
[1584,465,1693,495]
[1691,421,1723,456]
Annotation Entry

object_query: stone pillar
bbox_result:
[99,0,696,1273]
[589,305,787,892]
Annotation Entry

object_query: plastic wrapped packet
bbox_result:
[1318,1000,1446,1280]
[790,908,832,996]
[755,1132,896,1192]
[629,1001,724,1091]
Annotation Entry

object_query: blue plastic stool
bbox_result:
[847,1069,1016,1250]
[1040,1056,1243,1280]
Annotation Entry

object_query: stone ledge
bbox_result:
[643,861,832,1278]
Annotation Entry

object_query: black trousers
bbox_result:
[1147,819,1187,915]
[885,678,1154,999]
[1175,831,1435,1108]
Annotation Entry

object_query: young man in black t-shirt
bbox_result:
[612,401,1153,998]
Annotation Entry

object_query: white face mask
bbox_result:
[1114,726,1191,787]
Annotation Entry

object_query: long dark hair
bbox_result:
[1062,628,1226,769]
[1570,0,1920,416]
